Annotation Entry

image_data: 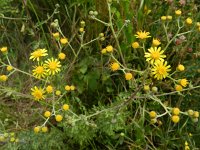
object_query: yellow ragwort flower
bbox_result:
[60,38,68,45]
[152,38,161,47]
[177,64,185,71]
[62,104,70,111]
[161,16,167,21]
[175,10,182,16]
[65,85,71,91]
[101,48,107,54]
[151,60,171,80]
[55,115,63,122]
[46,85,53,93]
[132,42,140,49]
[175,85,183,91]
[106,45,114,52]
[30,49,48,61]
[7,65,13,71]
[179,78,188,87]
[56,90,61,96]
[171,115,180,123]
[32,64,47,79]
[110,62,120,71]
[149,111,157,118]
[34,126,40,133]
[167,15,172,20]
[135,30,151,40]
[52,32,60,38]
[0,75,8,82]
[145,47,166,64]
[125,73,133,80]
[185,18,193,25]
[41,126,48,133]
[70,85,75,91]
[31,86,45,101]
[0,47,8,53]
[44,58,61,75]
[58,52,66,60]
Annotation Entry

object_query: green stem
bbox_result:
[107,3,126,66]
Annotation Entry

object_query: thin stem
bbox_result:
[107,3,126,66]
[68,43,77,57]
[163,23,169,42]
[82,37,99,47]
[91,16,110,26]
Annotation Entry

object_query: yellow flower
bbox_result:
[185,145,190,150]
[177,64,185,71]
[0,75,8,82]
[32,64,46,79]
[144,85,150,91]
[0,136,5,142]
[175,10,182,16]
[132,42,140,49]
[150,118,157,124]
[106,45,113,52]
[187,109,194,116]
[52,32,60,38]
[135,30,151,40]
[110,62,120,71]
[58,52,66,60]
[7,65,13,71]
[55,115,63,122]
[10,137,15,142]
[171,115,180,123]
[125,73,133,80]
[197,22,200,27]
[172,107,180,115]
[145,47,166,64]
[175,85,183,91]
[152,38,161,47]
[30,49,48,61]
[0,47,8,53]
[60,38,68,45]
[161,16,167,21]
[151,60,171,80]
[79,27,84,33]
[46,85,53,93]
[185,18,193,25]
[44,58,61,75]
[149,111,157,118]
[179,78,188,87]
[31,86,45,101]
[101,48,107,54]
[41,126,48,133]
[44,111,51,118]
[167,15,172,20]
[70,85,75,91]
[34,126,40,133]
[65,85,71,91]
[193,111,199,118]
[62,104,70,111]
[55,90,61,96]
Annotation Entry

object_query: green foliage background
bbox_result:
[0,0,200,149]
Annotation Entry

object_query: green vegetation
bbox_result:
[0,0,200,149]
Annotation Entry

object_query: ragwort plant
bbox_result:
[0,0,200,149]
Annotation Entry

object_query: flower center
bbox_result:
[35,66,44,74]
[151,51,160,59]
[158,66,166,75]
[35,90,42,99]
[139,33,147,39]
[33,51,42,57]
[49,62,57,70]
